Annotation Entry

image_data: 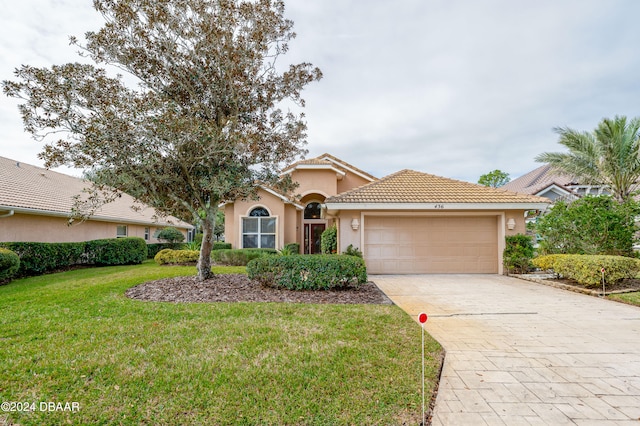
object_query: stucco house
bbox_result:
[0,156,193,243]
[224,153,549,274]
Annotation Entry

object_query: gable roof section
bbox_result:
[0,156,192,228]
[325,169,549,210]
[281,153,377,182]
[501,164,577,196]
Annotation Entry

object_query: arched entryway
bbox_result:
[303,201,325,254]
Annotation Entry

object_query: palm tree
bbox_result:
[536,116,640,202]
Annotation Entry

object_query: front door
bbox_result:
[304,223,325,254]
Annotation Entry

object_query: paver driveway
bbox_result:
[373,275,640,426]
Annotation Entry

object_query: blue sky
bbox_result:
[2,0,640,183]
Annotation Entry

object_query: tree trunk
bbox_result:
[197,206,217,281]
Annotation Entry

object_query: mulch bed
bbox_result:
[126,274,393,305]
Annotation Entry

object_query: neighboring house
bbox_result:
[502,164,610,201]
[0,156,193,243]
[224,154,548,274]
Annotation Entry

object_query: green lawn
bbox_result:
[608,291,640,307]
[0,261,442,425]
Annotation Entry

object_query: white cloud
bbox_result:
[2,0,640,183]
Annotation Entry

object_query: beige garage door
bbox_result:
[364,216,498,274]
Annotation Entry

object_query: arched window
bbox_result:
[242,207,276,248]
[304,202,322,219]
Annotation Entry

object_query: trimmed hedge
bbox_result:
[154,249,200,265]
[0,248,20,282]
[213,242,232,250]
[247,254,367,290]
[0,241,86,276]
[212,248,277,266]
[0,237,147,276]
[85,237,147,266]
[533,254,640,287]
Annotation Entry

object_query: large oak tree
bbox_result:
[3,0,322,280]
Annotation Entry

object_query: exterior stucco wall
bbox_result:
[0,212,184,243]
[291,169,338,198]
[337,172,372,194]
[224,189,298,250]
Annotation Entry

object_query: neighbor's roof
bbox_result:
[501,164,579,196]
[281,153,377,182]
[325,169,549,209]
[0,156,193,228]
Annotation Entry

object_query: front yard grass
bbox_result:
[608,291,640,307]
[0,261,442,425]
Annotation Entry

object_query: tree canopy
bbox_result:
[536,116,640,202]
[478,170,510,188]
[3,0,322,280]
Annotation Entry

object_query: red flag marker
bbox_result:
[418,312,428,323]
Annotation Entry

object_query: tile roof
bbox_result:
[0,156,192,228]
[281,153,377,181]
[325,169,549,205]
[501,164,576,195]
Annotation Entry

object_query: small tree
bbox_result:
[478,170,510,188]
[536,196,639,256]
[3,0,322,280]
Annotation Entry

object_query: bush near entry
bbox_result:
[212,248,277,266]
[533,254,640,287]
[247,254,367,290]
[503,234,535,274]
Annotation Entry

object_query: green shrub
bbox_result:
[146,243,178,259]
[503,234,535,274]
[154,248,200,265]
[0,248,20,282]
[0,238,146,276]
[0,241,86,276]
[536,196,639,256]
[283,243,300,254]
[247,254,367,290]
[213,242,232,250]
[342,244,363,258]
[532,254,640,287]
[155,227,186,244]
[321,226,337,254]
[85,237,147,266]
[212,248,277,266]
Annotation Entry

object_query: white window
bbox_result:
[144,227,150,241]
[116,225,128,238]
[242,207,276,249]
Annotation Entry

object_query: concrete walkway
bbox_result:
[373,275,640,426]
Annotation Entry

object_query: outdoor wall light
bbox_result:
[506,218,516,230]
[351,218,360,231]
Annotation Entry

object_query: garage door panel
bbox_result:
[364,216,498,274]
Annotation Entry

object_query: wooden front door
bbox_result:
[304,223,325,254]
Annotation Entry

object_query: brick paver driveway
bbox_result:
[373,275,640,426]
